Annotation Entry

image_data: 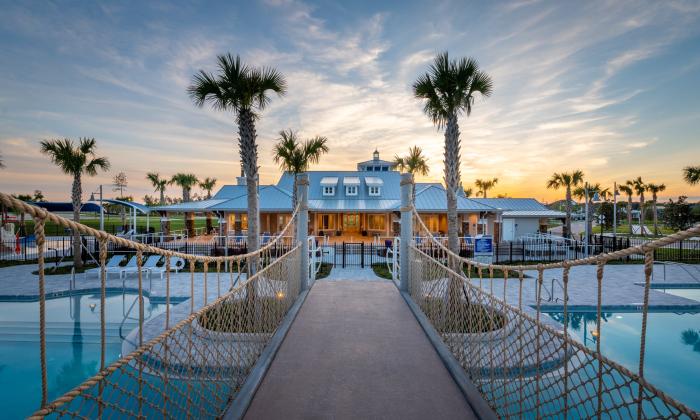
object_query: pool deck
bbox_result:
[241,280,479,419]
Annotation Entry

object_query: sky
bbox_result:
[1,0,700,203]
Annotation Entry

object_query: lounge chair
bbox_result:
[148,256,186,280]
[84,255,126,279]
[121,255,162,277]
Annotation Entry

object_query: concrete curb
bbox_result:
[400,290,499,420]
[223,287,311,420]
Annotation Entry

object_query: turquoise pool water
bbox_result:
[0,292,171,419]
[546,305,700,411]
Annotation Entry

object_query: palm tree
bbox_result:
[618,184,634,236]
[393,145,429,199]
[170,173,198,237]
[169,173,198,202]
[463,185,473,198]
[11,194,33,236]
[628,177,647,236]
[646,183,666,235]
[189,53,287,258]
[684,166,700,185]
[413,52,493,255]
[273,130,329,209]
[146,172,168,205]
[475,178,499,198]
[40,138,110,268]
[573,183,603,242]
[546,170,584,238]
[199,177,218,234]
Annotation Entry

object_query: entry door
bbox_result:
[502,218,515,241]
[343,214,360,233]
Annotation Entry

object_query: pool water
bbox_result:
[546,308,700,411]
[0,292,171,419]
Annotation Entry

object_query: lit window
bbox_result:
[323,186,335,196]
[368,214,385,230]
[345,185,358,196]
[368,186,381,196]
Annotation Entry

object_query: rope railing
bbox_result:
[0,192,303,418]
[407,205,699,419]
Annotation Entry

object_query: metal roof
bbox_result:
[278,171,402,202]
[155,199,229,212]
[343,176,360,185]
[320,177,338,186]
[413,185,495,212]
[308,199,399,212]
[471,198,551,212]
[209,185,291,211]
[502,210,566,218]
[212,185,248,200]
[31,201,103,213]
[365,177,383,186]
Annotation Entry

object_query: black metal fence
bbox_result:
[318,242,393,268]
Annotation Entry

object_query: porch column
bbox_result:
[399,173,413,292]
[296,174,310,293]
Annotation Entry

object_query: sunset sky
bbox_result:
[1,0,699,203]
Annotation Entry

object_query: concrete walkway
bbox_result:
[243,280,477,419]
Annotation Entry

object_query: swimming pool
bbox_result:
[0,292,171,419]
[546,306,700,411]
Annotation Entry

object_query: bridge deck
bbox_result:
[243,280,477,419]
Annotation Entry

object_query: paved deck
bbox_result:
[243,280,477,419]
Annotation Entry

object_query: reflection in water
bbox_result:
[547,312,612,345]
[680,328,700,353]
[55,295,97,393]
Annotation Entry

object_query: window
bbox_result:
[367,214,385,230]
[323,186,335,196]
[320,214,334,230]
[368,186,381,196]
[345,185,358,196]
[381,166,389,171]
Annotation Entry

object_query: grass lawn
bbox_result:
[600,222,675,237]
[372,263,393,280]
[316,263,332,279]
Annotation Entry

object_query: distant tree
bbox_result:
[573,183,603,242]
[169,173,198,202]
[475,178,499,198]
[199,177,218,200]
[112,172,128,228]
[662,196,694,231]
[11,193,33,235]
[146,172,168,205]
[33,190,45,202]
[628,177,647,236]
[684,166,700,185]
[273,129,329,209]
[393,146,429,199]
[142,195,158,206]
[40,138,110,268]
[546,170,584,238]
[618,184,633,236]
[189,53,287,257]
[646,183,666,235]
[463,185,473,198]
[413,51,493,257]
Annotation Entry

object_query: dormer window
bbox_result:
[368,186,381,196]
[345,185,358,196]
[323,186,335,196]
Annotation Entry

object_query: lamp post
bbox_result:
[89,185,104,232]
[613,182,618,237]
[584,182,601,258]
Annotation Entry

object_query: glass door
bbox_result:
[342,213,360,233]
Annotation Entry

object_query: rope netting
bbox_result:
[407,206,700,419]
[0,192,303,419]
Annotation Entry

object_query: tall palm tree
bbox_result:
[413,51,493,255]
[618,184,634,236]
[463,185,473,198]
[170,173,198,237]
[146,172,168,205]
[273,130,329,209]
[199,177,218,234]
[546,170,584,238]
[169,173,198,202]
[475,178,499,198]
[646,183,666,235]
[393,145,429,199]
[684,166,700,185]
[189,53,287,257]
[573,183,603,242]
[40,138,110,268]
[628,177,647,236]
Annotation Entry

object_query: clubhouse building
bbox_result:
[156,152,564,242]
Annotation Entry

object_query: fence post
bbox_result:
[297,174,309,292]
[399,173,413,292]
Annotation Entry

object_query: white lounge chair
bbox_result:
[84,255,126,279]
[148,256,186,280]
[121,255,162,277]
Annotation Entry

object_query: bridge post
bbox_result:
[297,173,310,293]
[399,173,413,292]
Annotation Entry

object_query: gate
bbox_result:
[320,241,391,268]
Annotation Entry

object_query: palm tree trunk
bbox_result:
[639,197,646,236]
[239,109,259,320]
[72,174,83,269]
[565,187,572,238]
[159,190,165,206]
[444,114,461,256]
[626,198,632,237]
[652,200,659,236]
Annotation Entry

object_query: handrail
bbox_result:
[653,261,700,284]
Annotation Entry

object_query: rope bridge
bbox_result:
[408,206,700,419]
[0,192,303,419]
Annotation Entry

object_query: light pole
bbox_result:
[584,182,601,258]
[89,185,104,232]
